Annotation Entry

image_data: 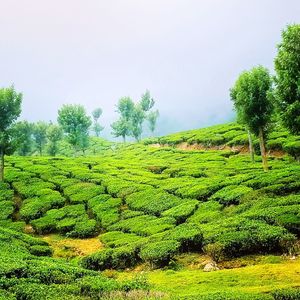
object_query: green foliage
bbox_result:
[0,226,143,299]
[274,24,300,135]
[20,193,65,222]
[0,86,22,181]
[81,249,113,270]
[283,141,300,161]
[161,200,199,223]
[111,117,132,142]
[209,185,253,205]
[2,121,300,277]
[33,121,48,155]
[31,204,96,237]
[130,105,145,141]
[139,240,180,267]
[111,91,159,141]
[230,66,273,136]
[29,245,53,256]
[164,223,203,251]
[0,201,14,220]
[13,120,33,156]
[92,107,104,137]
[271,288,300,300]
[126,189,182,215]
[46,124,63,156]
[100,231,143,248]
[58,104,92,153]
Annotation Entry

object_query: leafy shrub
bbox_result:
[0,182,14,202]
[77,275,119,296]
[215,220,297,257]
[271,288,300,300]
[162,200,199,223]
[64,182,105,204]
[100,231,143,248]
[203,242,225,262]
[13,179,55,198]
[139,240,180,267]
[31,205,95,237]
[284,141,300,161]
[67,219,97,238]
[20,193,65,222]
[29,245,53,256]
[120,209,144,219]
[126,189,182,215]
[176,182,223,200]
[0,201,14,220]
[111,245,139,269]
[108,215,176,236]
[164,223,203,251]
[209,185,253,205]
[81,249,113,270]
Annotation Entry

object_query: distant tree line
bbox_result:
[0,87,159,179]
[111,90,159,142]
[230,24,300,171]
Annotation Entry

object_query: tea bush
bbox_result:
[126,189,182,215]
[139,240,180,267]
[161,200,199,223]
[209,185,253,205]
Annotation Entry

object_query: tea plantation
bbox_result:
[1,123,300,299]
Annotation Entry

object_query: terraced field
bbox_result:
[1,123,300,299]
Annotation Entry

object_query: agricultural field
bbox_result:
[1,123,300,299]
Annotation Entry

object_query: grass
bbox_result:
[42,234,103,258]
[117,256,300,298]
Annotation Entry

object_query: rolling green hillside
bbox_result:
[144,123,300,157]
[1,123,300,299]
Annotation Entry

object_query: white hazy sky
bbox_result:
[0,0,300,138]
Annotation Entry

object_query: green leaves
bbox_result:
[57,104,92,153]
[275,24,300,134]
[230,66,273,136]
[111,90,159,141]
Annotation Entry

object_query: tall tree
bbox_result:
[111,97,134,142]
[14,121,33,156]
[230,66,273,171]
[47,124,63,156]
[0,86,22,180]
[111,92,159,141]
[147,110,159,136]
[111,118,131,142]
[33,121,48,155]
[274,24,300,135]
[130,105,145,142]
[117,97,135,120]
[140,90,155,112]
[230,87,255,163]
[92,108,104,137]
[57,104,92,155]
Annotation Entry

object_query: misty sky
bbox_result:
[1,1,300,139]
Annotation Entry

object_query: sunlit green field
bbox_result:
[1,123,300,299]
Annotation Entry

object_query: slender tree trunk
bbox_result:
[258,127,268,172]
[247,129,254,163]
[123,136,126,143]
[0,148,4,182]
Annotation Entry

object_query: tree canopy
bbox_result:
[58,104,92,154]
[0,86,22,180]
[274,24,300,135]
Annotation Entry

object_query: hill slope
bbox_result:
[1,122,300,299]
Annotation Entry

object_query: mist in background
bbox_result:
[0,0,299,139]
